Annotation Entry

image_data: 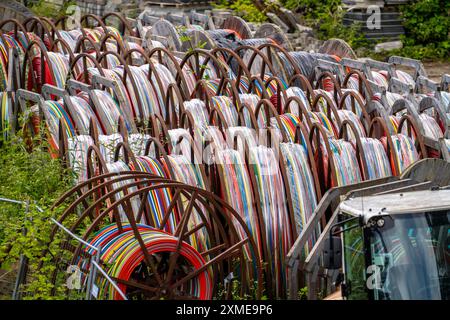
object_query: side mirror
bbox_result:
[323,236,342,269]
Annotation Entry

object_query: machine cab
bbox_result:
[332,189,450,300]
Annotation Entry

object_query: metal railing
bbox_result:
[0,196,127,300]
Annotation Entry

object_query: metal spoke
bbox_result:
[169,238,248,290]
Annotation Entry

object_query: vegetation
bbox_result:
[214,0,268,23]
[0,129,74,299]
[29,0,77,20]
[397,0,450,60]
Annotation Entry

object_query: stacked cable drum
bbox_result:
[2,13,446,300]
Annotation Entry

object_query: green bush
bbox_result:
[30,0,76,20]
[399,0,450,60]
[214,0,268,23]
[283,0,370,49]
[0,132,73,299]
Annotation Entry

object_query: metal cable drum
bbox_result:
[48,172,264,299]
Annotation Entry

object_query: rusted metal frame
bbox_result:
[80,14,109,35]
[64,178,261,297]
[49,37,76,70]
[397,114,428,159]
[212,47,252,92]
[237,102,260,130]
[257,43,301,84]
[39,17,65,46]
[165,191,198,289]
[21,40,56,93]
[86,144,123,225]
[99,32,127,57]
[342,69,374,102]
[164,83,185,128]
[369,116,401,175]
[179,49,229,90]
[148,46,191,101]
[179,108,208,162]
[293,122,322,202]
[190,78,214,112]
[309,122,339,193]
[74,34,100,55]
[311,92,339,137]
[254,98,287,145]
[46,174,162,255]
[264,75,287,112]
[67,52,105,85]
[169,237,249,292]
[238,132,274,297]
[208,102,229,132]
[339,120,369,181]
[102,12,135,37]
[23,16,54,48]
[234,45,276,80]
[97,50,147,130]
[66,179,184,257]
[288,74,316,103]
[121,48,160,90]
[246,75,270,99]
[211,77,240,107]
[0,19,29,43]
[283,96,314,129]
[147,114,176,158]
[314,70,343,107]
[338,89,371,135]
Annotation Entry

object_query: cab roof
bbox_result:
[339,189,450,223]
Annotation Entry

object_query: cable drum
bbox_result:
[83,224,213,300]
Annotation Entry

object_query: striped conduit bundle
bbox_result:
[279,142,318,249]
[359,137,392,180]
[130,155,179,233]
[83,224,212,300]
[327,138,363,186]
[249,145,291,297]
[216,148,262,272]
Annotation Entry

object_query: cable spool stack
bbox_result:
[1,12,448,300]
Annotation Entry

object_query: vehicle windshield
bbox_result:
[367,210,450,300]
